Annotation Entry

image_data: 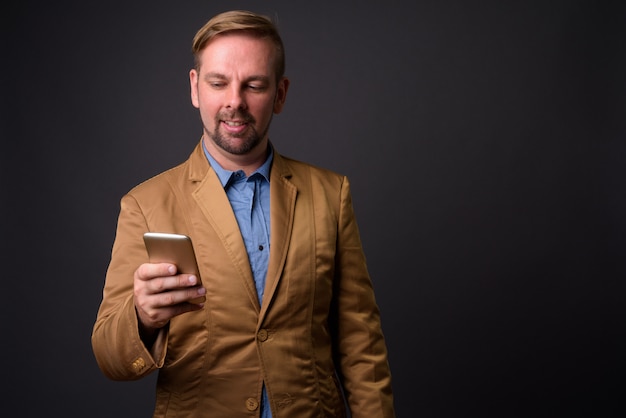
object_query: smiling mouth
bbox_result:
[221,120,249,135]
[223,120,246,127]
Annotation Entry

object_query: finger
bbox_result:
[136,262,177,281]
[152,285,206,307]
[149,274,201,295]
[140,299,205,329]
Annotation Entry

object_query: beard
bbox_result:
[205,110,271,156]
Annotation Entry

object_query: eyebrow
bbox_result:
[203,72,270,84]
[204,72,227,80]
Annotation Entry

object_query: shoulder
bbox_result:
[126,141,208,199]
[126,161,188,198]
[274,152,346,184]
[272,153,353,205]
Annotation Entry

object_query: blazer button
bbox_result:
[245,397,259,411]
[257,329,268,342]
[131,357,145,372]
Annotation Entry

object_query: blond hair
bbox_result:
[192,10,286,81]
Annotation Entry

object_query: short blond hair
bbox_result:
[192,10,286,81]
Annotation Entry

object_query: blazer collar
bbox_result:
[188,138,298,317]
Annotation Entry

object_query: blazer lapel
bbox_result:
[260,154,297,319]
[192,166,260,310]
[186,143,297,317]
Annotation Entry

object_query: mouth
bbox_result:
[223,120,246,127]
[221,120,248,134]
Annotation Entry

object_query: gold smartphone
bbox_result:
[143,232,205,304]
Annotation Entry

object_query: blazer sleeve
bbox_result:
[91,193,168,381]
[333,176,396,417]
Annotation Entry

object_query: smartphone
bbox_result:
[143,232,205,304]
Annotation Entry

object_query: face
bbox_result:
[190,33,289,162]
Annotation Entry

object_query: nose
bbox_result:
[226,85,246,110]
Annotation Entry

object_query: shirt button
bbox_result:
[257,329,268,342]
[258,245,264,251]
[245,397,259,411]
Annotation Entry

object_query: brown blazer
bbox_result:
[92,141,395,417]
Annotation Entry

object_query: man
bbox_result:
[92,10,395,418]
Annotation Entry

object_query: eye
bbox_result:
[209,81,226,89]
[247,83,268,92]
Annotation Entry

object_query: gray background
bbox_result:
[3,0,625,416]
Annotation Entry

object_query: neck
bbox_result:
[202,136,269,176]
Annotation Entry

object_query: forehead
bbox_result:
[198,33,277,77]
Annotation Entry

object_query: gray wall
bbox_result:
[4,0,625,416]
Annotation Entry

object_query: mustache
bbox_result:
[218,110,255,124]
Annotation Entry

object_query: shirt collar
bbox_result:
[203,140,273,188]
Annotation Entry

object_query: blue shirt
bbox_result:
[203,143,272,418]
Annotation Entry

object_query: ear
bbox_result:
[189,69,200,109]
[273,77,290,114]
